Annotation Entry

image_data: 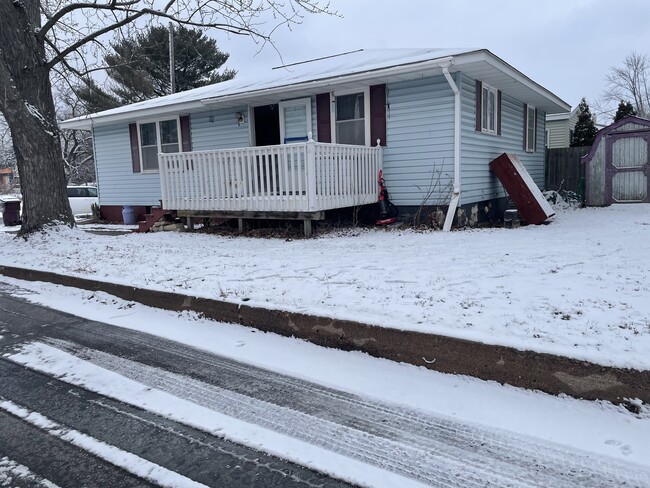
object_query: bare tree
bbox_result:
[0,119,18,170]
[604,51,650,118]
[0,1,333,235]
[56,86,96,184]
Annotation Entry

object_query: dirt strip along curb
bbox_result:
[1,265,648,406]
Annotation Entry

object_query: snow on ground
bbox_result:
[1,204,649,370]
[3,278,650,472]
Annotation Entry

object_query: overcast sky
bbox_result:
[208,0,650,120]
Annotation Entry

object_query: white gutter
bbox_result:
[442,64,461,232]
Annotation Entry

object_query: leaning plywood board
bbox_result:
[489,153,555,224]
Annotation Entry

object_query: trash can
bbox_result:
[1,199,21,226]
[122,205,136,225]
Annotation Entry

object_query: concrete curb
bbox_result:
[1,264,648,405]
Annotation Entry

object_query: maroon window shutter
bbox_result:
[129,123,141,173]
[475,80,483,132]
[496,90,502,135]
[370,84,387,146]
[316,93,331,143]
[523,103,528,150]
[180,115,192,151]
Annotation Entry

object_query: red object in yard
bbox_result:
[489,153,555,225]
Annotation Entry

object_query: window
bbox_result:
[333,89,370,145]
[481,84,498,134]
[525,105,537,152]
[138,118,180,171]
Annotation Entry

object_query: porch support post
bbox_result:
[303,219,312,238]
[306,133,317,211]
[238,218,245,233]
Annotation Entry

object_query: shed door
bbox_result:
[605,131,650,203]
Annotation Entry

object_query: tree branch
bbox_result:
[39,0,142,40]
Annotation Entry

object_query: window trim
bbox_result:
[136,116,181,173]
[330,87,371,146]
[525,104,537,152]
[481,83,499,134]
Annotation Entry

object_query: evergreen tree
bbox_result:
[571,98,598,147]
[613,100,637,122]
[77,25,236,112]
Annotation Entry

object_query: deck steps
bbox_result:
[136,207,168,233]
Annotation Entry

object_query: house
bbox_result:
[545,106,579,148]
[546,106,605,148]
[61,48,569,233]
[0,168,13,193]
[582,115,650,206]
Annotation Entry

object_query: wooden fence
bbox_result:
[544,146,591,194]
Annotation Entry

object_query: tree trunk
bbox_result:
[0,1,74,234]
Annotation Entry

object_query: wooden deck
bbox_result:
[158,140,383,223]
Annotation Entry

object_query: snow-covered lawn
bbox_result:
[1,203,649,370]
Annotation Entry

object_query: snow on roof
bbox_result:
[61,48,569,129]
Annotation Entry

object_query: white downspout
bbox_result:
[442,65,461,232]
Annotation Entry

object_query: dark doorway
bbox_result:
[254,104,280,146]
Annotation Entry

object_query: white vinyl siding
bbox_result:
[190,106,251,151]
[93,124,162,206]
[546,119,570,148]
[461,74,546,205]
[382,75,455,206]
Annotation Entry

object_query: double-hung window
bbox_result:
[525,105,537,152]
[481,84,498,134]
[333,88,370,146]
[138,118,180,171]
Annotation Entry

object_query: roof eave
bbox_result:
[453,50,570,113]
[59,99,210,130]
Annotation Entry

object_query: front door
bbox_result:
[605,131,650,203]
[279,98,312,144]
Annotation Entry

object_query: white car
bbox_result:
[67,186,98,217]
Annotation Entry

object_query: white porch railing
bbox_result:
[158,139,382,214]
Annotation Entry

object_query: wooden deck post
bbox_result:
[306,132,317,212]
[303,219,312,238]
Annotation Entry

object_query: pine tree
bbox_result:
[571,98,598,147]
[613,100,637,122]
[76,25,236,113]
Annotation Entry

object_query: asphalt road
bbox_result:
[0,284,353,488]
[1,282,649,488]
